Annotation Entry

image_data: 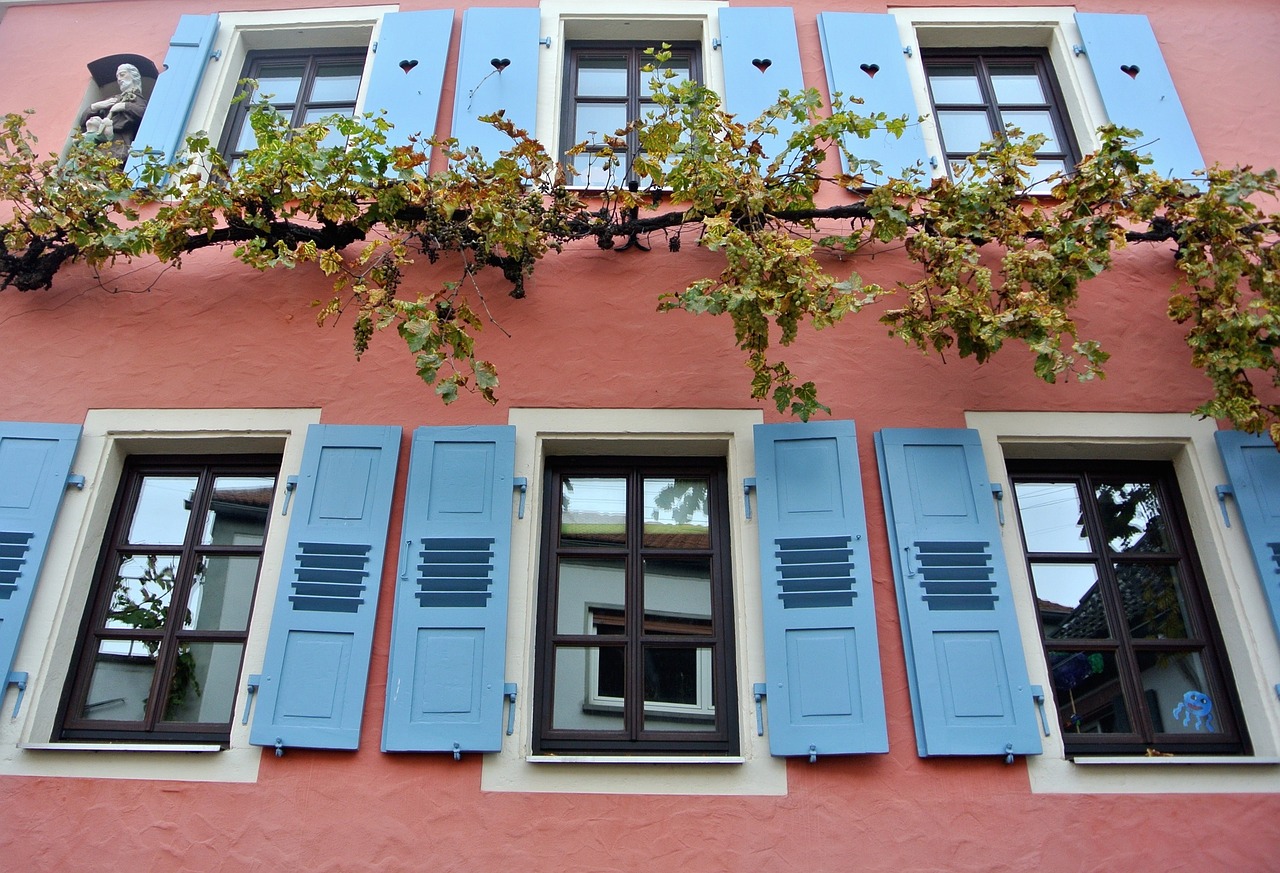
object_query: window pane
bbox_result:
[105,554,179,630]
[188,556,262,631]
[1000,110,1059,150]
[642,646,717,733]
[642,477,709,548]
[551,646,626,731]
[560,476,627,547]
[937,110,995,153]
[1014,482,1091,552]
[640,59,691,97]
[203,476,274,545]
[1030,562,1108,639]
[235,120,261,154]
[990,67,1045,103]
[643,558,712,633]
[557,557,626,635]
[1048,649,1132,735]
[574,103,628,139]
[309,61,364,104]
[162,642,245,724]
[927,65,983,103]
[302,107,354,148]
[577,56,628,97]
[78,639,158,722]
[1141,651,1219,735]
[1114,563,1190,639]
[1028,160,1067,192]
[1095,482,1169,553]
[252,64,305,105]
[127,476,198,545]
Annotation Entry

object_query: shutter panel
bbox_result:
[754,421,888,757]
[1075,13,1204,179]
[124,13,219,175]
[450,8,541,163]
[718,8,805,164]
[383,426,516,753]
[1216,431,1280,643]
[816,12,929,186]
[250,424,401,752]
[0,422,80,681]
[363,10,454,155]
[875,428,1042,758]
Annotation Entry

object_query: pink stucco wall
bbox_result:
[2,1,1279,870]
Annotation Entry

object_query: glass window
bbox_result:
[923,50,1078,189]
[561,42,700,187]
[1009,460,1245,755]
[534,458,737,754]
[59,456,279,743]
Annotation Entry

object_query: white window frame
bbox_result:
[0,408,319,783]
[889,6,1110,182]
[483,407,786,795]
[968,411,1280,794]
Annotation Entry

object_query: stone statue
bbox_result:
[81,62,148,163]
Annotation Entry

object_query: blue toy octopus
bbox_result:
[1172,690,1215,731]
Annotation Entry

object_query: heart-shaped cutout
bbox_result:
[859,62,880,78]
[398,59,418,73]
[1121,64,1140,79]
[752,58,772,73]
[491,57,511,72]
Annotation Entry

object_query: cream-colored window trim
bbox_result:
[967,411,1280,795]
[483,407,787,796]
[0,407,319,783]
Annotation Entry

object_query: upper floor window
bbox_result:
[59,456,279,744]
[560,42,700,187]
[533,457,738,755]
[1008,460,1245,756]
[219,49,365,166]
[923,49,1079,184]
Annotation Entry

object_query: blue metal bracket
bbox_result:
[1216,484,1234,527]
[1072,44,1086,56]
[753,683,767,737]
[1003,742,1015,764]
[808,744,817,764]
[6,671,29,720]
[711,37,721,50]
[991,483,1005,526]
[452,742,462,761]
[281,475,299,516]
[274,737,284,758]
[241,674,261,725]
[743,478,757,521]
[66,473,85,490]
[539,36,552,48]
[1031,685,1050,737]
[504,682,518,736]
[513,477,528,519]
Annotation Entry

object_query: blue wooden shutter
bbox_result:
[0,422,80,682]
[1216,431,1280,643]
[450,8,541,163]
[875,428,1042,758]
[816,12,929,186]
[363,10,454,155]
[1076,13,1204,179]
[124,13,219,175]
[250,424,401,752]
[754,421,888,757]
[383,426,516,753]
[718,8,806,164]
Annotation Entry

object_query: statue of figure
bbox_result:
[81,63,148,163]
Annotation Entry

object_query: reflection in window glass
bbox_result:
[1030,562,1107,639]
[560,476,626,547]
[1014,481,1090,552]
[127,476,197,545]
[1048,649,1130,735]
[1095,482,1168,553]
[1140,650,1218,734]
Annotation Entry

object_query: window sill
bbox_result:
[22,742,223,753]
[527,754,744,765]
[1071,755,1280,766]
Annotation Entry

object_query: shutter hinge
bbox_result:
[281,475,299,516]
[241,674,261,725]
[6,671,29,720]
[66,473,85,490]
[452,742,462,761]
[513,477,528,519]
[1031,685,1050,737]
[1072,44,1086,56]
[753,683,767,736]
[711,37,721,50]
[1003,742,1015,764]
[504,682,518,736]
[539,36,552,48]
[1273,684,1280,703]
[742,477,757,521]
[371,40,378,54]
[274,737,285,757]
[1215,484,1234,527]
[210,49,222,62]
[990,483,1005,525]
[808,744,817,764]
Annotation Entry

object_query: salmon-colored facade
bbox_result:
[2,0,1279,869]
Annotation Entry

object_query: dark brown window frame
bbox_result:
[1008,459,1247,756]
[533,456,739,755]
[560,41,702,186]
[58,454,279,744]
[922,48,1080,182]
[218,47,366,164]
